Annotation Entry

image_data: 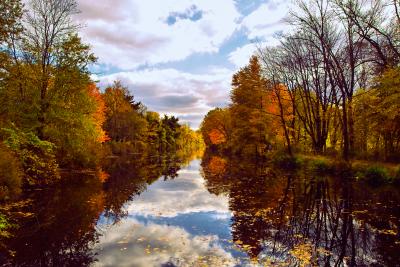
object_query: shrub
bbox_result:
[272,152,303,170]
[0,143,22,201]
[310,158,331,173]
[0,212,15,238]
[2,128,60,186]
[362,166,389,185]
[391,166,400,184]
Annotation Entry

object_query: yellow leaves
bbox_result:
[352,210,369,215]
[378,229,398,235]
[254,208,272,218]
[289,243,313,267]
[316,247,332,256]
[145,245,151,254]
[234,239,243,245]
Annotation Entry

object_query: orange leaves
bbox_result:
[97,169,110,183]
[88,83,110,143]
[209,129,226,145]
[200,108,231,147]
[207,156,227,175]
[265,84,292,117]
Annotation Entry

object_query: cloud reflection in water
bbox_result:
[92,160,240,267]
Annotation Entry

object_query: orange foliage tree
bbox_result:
[88,83,109,143]
[200,108,231,147]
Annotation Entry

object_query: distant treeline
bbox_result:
[0,0,202,201]
[201,0,400,162]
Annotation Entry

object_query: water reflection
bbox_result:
[1,150,399,266]
[92,158,242,266]
[201,152,400,266]
[0,151,206,266]
[0,173,104,266]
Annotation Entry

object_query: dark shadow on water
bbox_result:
[0,150,199,266]
[200,151,400,266]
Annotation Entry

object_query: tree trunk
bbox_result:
[342,98,350,161]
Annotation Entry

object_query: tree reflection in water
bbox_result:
[1,149,399,266]
[201,152,400,266]
[0,150,198,266]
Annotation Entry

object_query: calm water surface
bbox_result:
[1,153,399,266]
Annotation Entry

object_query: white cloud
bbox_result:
[228,43,257,68]
[79,0,297,127]
[96,68,233,128]
[241,0,291,40]
[76,0,240,69]
[124,162,230,217]
[93,160,235,266]
[93,218,236,267]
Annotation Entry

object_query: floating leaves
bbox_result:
[289,243,313,267]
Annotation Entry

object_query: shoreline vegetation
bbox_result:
[0,0,397,206]
[272,153,400,185]
[200,1,400,184]
[0,0,203,203]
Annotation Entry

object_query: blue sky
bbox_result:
[76,0,291,128]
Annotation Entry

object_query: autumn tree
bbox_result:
[1,0,107,178]
[0,0,23,77]
[230,56,272,156]
[354,67,400,160]
[258,48,298,155]
[103,81,148,144]
[23,0,82,138]
[200,108,232,148]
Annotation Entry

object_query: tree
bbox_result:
[1,0,107,171]
[103,81,148,143]
[333,0,400,69]
[0,0,23,74]
[354,67,400,160]
[200,108,231,147]
[23,0,81,138]
[230,56,271,156]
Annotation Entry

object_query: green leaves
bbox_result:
[2,127,59,186]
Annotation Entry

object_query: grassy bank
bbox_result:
[271,152,400,185]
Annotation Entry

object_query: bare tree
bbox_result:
[258,46,295,155]
[333,0,400,69]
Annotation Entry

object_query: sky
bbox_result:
[75,0,292,129]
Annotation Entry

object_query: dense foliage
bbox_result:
[201,0,400,162]
[103,81,203,156]
[0,0,203,200]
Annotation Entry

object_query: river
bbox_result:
[1,152,399,266]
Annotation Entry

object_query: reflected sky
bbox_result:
[92,160,249,267]
[2,154,399,266]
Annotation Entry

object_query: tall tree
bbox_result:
[230,56,271,156]
[23,0,80,138]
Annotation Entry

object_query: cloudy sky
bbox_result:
[75,0,291,128]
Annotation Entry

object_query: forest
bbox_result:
[0,0,202,202]
[201,0,400,165]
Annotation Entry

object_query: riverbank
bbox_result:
[271,152,400,185]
